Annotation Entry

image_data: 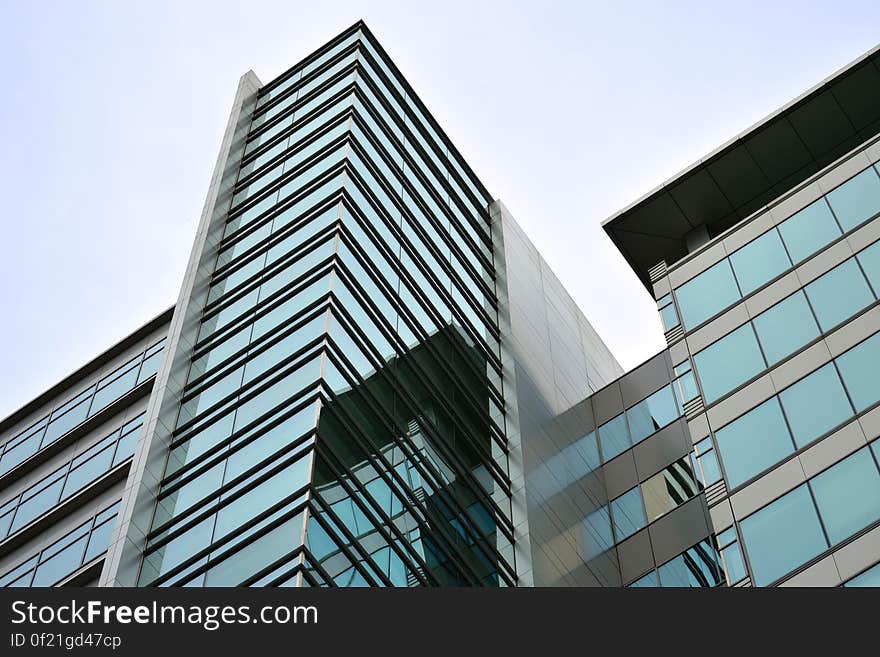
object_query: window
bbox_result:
[674,259,741,330]
[692,437,721,486]
[729,229,791,295]
[581,506,613,561]
[657,539,723,587]
[716,527,746,585]
[778,363,852,448]
[625,385,680,444]
[714,398,794,489]
[597,414,629,462]
[694,324,766,403]
[777,198,841,264]
[826,165,880,232]
[740,484,827,586]
[610,487,646,542]
[752,292,820,366]
[857,240,880,293]
[640,456,701,522]
[810,447,880,545]
[835,332,880,412]
[672,360,698,405]
[657,294,680,332]
[804,258,875,332]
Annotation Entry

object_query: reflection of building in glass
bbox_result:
[1,23,878,588]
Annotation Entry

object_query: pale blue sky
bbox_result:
[1,1,878,419]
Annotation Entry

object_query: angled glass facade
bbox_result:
[128,24,515,588]
[3,23,879,589]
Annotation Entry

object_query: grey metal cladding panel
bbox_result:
[617,528,656,585]
[602,450,639,500]
[633,419,691,480]
[648,495,713,566]
[619,351,673,407]
[591,382,624,426]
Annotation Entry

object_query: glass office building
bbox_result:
[0,22,878,587]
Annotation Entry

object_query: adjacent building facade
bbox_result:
[1,22,878,587]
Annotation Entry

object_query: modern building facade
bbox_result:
[1,21,878,588]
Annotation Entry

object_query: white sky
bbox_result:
[1,0,878,419]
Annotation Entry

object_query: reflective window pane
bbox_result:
[779,363,852,447]
[625,385,680,444]
[610,487,646,542]
[804,258,875,332]
[752,292,820,366]
[694,324,766,403]
[715,398,794,489]
[810,447,880,545]
[826,166,880,232]
[857,240,880,293]
[740,484,827,586]
[674,260,741,330]
[835,332,880,412]
[729,229,791,295]
[597,414,629,462]
[777,199,841,264]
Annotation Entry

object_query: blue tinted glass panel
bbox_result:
[804,259,875,332]
[779,363,852,447]
[675,260,741,330]
[598,414,629,462]
[729,229,791,295]
[626,385,680,444]
[740,484,828,586]
[722,543,746,583]
[581,506,613,560]
[694,324,766,403]
[657,541,721,587]
[752,292,820,366]
[858,240,880,293]
[810,447,880,544]
[836,332,880,412]
[715,398,794,488]
[660,304,680,331]
[778,199,842,264]
[846,562,880,587]
[610,487,646,542]
[826,166,880,232]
